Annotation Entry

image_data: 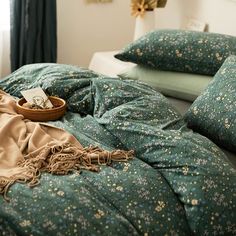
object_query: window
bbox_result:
[0,0,10,78]
[0,0,10,29]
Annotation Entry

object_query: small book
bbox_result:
[20,87,53,109]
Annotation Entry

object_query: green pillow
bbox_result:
[115,29,236,76]
[118,65,212,102]
[184,55,236,152]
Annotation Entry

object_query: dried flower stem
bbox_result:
[131,0,157,18]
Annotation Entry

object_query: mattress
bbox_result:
[0,64,235,235]
[89,51,134,77]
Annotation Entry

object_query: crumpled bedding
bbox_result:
[0,63,235,236]
[0,90,133,201]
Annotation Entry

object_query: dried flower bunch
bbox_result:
[131,0,167,18]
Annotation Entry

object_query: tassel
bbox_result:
[0,143,134,201]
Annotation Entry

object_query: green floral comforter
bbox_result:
[0,64,235,236]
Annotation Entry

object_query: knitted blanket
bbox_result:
[0,90,133,201]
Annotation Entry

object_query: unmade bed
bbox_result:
[0,62,235,236]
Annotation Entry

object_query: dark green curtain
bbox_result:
[10,0,57,72]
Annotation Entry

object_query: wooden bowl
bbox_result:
[16,96,66,121]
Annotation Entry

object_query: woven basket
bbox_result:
[16,96,66,121]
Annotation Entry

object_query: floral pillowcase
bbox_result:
[184,55,236,152]
[115,29,236,76]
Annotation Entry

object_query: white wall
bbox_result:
[180,0,236,35]
[57,0,236,67]
[57,0,135,68]
[155,0,184,29]
[56,0,185,68]
[0,30,10,78]
[2,0,236,76]
[155,0,236,35]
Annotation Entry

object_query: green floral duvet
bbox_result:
[0,64,235,236]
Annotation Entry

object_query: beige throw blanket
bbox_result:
[0,90,133,201]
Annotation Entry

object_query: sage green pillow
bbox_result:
[184,55,236,152]
[115,29,236,76]
[118,65,212,102]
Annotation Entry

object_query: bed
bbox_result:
[167,97,236,167]
[0,29,236,236]
[89,50,236,168]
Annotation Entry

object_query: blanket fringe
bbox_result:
[0,143,134,201]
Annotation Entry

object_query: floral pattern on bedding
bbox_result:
[185,55,236,153]
[0,63,235,236]
[114,29,236,76]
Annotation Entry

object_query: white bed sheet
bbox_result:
[89,51,134,77]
